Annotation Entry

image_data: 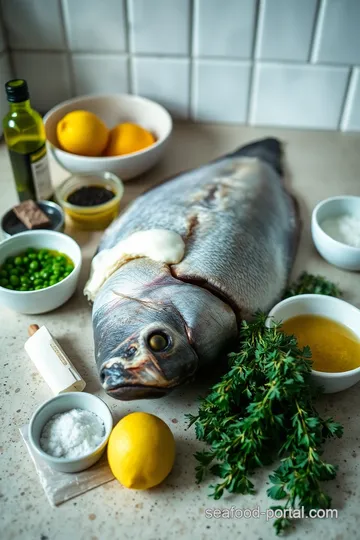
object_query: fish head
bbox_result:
[93,293,199,400]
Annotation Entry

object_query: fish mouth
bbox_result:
[107,384,171,400]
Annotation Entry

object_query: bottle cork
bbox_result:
[24,324,86,395]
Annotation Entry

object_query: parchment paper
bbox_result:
[19,424,114,507]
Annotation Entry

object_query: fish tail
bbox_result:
[230,137,283,176]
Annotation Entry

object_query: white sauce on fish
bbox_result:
[84,229,185,301]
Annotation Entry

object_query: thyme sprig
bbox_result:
[284,271,342,298]
[187,276,344,535]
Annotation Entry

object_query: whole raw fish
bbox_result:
[88,138,299,400]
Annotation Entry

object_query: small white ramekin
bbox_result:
[266,294,360,394]
[311,195,360,271]
[28,392,113,473]
[0,230,82,314]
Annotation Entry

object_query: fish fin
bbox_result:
[230,138,283,176]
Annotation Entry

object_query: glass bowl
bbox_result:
[55,171,124,230]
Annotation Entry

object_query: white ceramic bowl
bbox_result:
[44,94,173,180]
[28,392,113,473]
[266,294,360,393]
[0,230,82,314]
[311,195,360,271]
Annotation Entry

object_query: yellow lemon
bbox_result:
[107,412,175,490]
[57,110,109,157]
[104,122,155,156]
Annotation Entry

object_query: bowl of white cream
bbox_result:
[312,196,360,271]
[28,392,113,473]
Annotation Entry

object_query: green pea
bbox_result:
[19,285,28,291]
[40,271,49,279]
[22,256,29,265]
[5,263,14,271]
[33,271,40,278]
[10,268,20,276]
[29,275,35,281]
[0,278,8,286]
[28,253,37,260]
[14,256,22,266]
[6,284,14,290]
[49,281,57,287]
[65,265,74,273]
[29,261,39,270]
[42,281,49,288]
[10,275,19,286]
[34,279,43,286]
[20,276,30,285]
[0,269,7,278]
[35,285,42,290]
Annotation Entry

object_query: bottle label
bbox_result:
[30,145,53,200]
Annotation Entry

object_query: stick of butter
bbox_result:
[24,325,86,395]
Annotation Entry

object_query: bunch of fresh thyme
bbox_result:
[284,271,342,298]
[187,274,343,535]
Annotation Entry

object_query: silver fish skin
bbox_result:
[92,138,299,400]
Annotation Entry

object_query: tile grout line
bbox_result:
[309,0,326,64]
[124,0,133,94]
[58,0,76,97]
[188,0,195,120]
[307,0,322,63]
[246,0,262,125]
[338,66,356,131]
[0,3,15,78]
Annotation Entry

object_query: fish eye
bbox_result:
[148,332,170,352]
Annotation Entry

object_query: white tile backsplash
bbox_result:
[341,68,360,132]
[12,52,72,112]
[72,54,129,95]
[63,0,126,52]
[129,0,190,55]
[133,57,189,118]
[0,0,359,130]
[250,63,349,129]
[2,0,65,50]
[0,16,6,52]
[0,52,12,135]
[193,0,256,59]
[312,0,360,65]
[256,0,318,61]
[192,60,251,123]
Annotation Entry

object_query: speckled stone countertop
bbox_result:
[1,124,360,540]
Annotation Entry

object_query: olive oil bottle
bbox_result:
[3,79,53,202]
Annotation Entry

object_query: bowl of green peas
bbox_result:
[0,230,82,314]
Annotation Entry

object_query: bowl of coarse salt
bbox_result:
[28,392,113,473]
[312,195,360,271]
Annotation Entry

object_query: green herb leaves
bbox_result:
[284,272,342,298]
[188,309,343,534]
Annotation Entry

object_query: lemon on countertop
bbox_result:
[107,412,175,490]
[104,122,155,156]
[57,110,109,157]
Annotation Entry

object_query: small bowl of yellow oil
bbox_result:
[266,294,360,393]
[55,171,124,230]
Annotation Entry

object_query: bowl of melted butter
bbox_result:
[266,294,360,393]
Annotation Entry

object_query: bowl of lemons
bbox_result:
[43,94,173,180]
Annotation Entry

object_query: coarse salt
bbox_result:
[40,408,105,459]
[321,214,360,248]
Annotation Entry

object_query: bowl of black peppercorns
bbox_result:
[55,171,124,230]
